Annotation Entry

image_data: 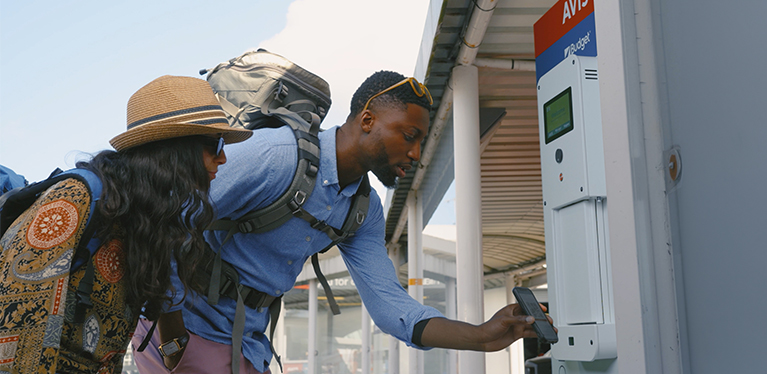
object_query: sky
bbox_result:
[0,0,456,225]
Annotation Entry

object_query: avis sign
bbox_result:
[534,0,596,81]
[563,0,590,24]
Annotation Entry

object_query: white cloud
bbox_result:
[258,0,431,202]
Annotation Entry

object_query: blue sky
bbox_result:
[1,1,291,179]
[0,0,456,225]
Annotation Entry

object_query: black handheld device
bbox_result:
[512,287,558,344]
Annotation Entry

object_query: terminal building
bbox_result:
[265,1,766,373]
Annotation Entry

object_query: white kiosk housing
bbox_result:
[538,55,617,364]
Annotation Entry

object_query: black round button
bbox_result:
[555,148,563,163]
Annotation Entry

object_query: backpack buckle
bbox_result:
[294,190,307,205]
[306,164,318,178]
[238,221,254,233]
[356,211,366,225]
[220,278,234,296]
[274,81,288,102]
[289,190,307,215]
[310,219,327,230]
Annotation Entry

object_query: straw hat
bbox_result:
[110,75,251,151]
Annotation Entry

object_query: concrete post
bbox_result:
[267,297,288,374]
[452,64,486,373]
[505,273,524,374]
[407,190,424,374]
[362,303,371,374]
[446,277,458,374]
[388,244,401,374]
[308,279,318,374]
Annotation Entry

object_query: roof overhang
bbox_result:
[384,0,555,277]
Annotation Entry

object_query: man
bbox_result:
[132,71,550,373]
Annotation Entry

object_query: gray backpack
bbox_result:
[199,49,370,373]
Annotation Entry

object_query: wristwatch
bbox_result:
[157,333,190,358]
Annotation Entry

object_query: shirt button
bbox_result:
[326,205,332,211]
[305,236,311,242]
[323,180,329,185]
[275,290,281,295]
[287,260,293,265]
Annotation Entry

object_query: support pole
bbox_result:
[387,244,402,374]
[326,304,334,367]
[362,303,371,374]
[274,298,287,373]
[452,64,486,373]
[506,273,524,374]
[308,279,318,374]
[446,277,457,374]
[407,190,425,374]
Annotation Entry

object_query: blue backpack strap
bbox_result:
[0,164,28,194]
[53,169,104,323]
[60,168,103,270]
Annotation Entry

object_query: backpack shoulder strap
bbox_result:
[208,111,320,240]
[320,173,371,252]
[1,168,102,245]
[61,169,103,270]
[308,174,371,315]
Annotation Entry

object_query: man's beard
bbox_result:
[370,142,399,189]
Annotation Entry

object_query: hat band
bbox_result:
[128,105,228,129]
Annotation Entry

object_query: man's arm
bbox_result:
[420,304,554,351]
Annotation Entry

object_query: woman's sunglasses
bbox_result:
[201,135,225,156]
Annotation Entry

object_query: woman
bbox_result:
[0,75,251,373]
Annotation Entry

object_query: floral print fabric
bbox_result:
[0,178,136,373]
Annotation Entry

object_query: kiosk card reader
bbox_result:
[538,54,616,362]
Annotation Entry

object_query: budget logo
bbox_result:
[564,31,592,58]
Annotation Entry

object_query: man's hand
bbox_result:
[420,303,556,351]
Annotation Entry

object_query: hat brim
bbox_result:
[109,122,252,151]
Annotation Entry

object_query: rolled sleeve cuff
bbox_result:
[399,306,444,350]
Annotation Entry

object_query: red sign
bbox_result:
[534,0,594,57]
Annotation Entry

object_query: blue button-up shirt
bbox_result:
[169,126,442,372]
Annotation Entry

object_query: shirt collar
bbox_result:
[319,126,362,197]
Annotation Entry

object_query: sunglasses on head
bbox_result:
[362,77,433,113]
[201,134,225,156]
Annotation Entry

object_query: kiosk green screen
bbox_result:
[544,87,574,144]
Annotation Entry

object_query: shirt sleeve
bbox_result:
[337,190,444,349]
[163,257,186,313]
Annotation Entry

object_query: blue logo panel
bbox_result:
[536,12,597,82]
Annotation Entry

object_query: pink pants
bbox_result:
[131,318,270,374]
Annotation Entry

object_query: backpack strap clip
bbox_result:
[310,219,328,231]
[287,190,308,217]
[237,221,254,234]
[273,81,288,102]
[293,190,307,206]
[356,210,366,225]
[306,163,319,178]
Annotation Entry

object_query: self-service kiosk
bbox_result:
[538,54,616,364]
[534,2,619,373]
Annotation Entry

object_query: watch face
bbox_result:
[161,341,180,356]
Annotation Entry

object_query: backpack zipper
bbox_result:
[227,64,331,106]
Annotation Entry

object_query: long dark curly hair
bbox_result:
[77,135,215,320]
